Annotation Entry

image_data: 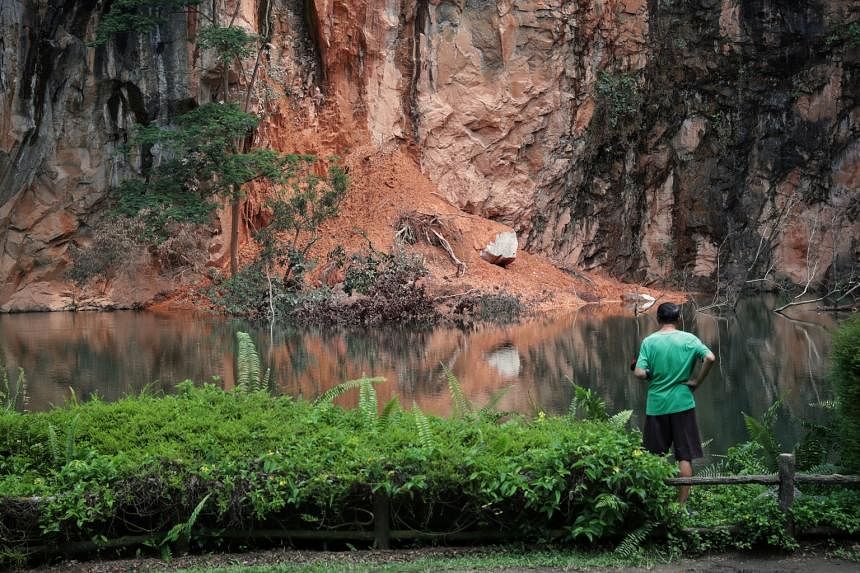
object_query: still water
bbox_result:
[0,297,843,455]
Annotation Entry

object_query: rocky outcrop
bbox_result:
[0,0,857,310]
[480,231,517,267]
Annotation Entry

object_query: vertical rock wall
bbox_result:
[0,0,857,310]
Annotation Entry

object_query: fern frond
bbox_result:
[479,385,512,416]
[565,376,577,418]
[806,463,839,475]
[235,331,262,392]
[441,363,471,418]
[358,378,378,428]
[698,460,729,478]
[314,376,385,407]
[614,523,654,559]
[380,396,401,425]
[184,492,211,539]
[742,406,780,471]
[412,402,434,449]
[65,414,79,463]
[608,410,633,430]
[47,424,60,465]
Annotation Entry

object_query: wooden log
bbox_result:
[795,474,860,484]
[665,472,860,487]
[373,492,391,549]
[778,454,796,513]
[665,475,779,485]
[778,453,796,538]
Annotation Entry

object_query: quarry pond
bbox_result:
[0,296,842,456]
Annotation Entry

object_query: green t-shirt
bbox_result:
[635,329,711,416]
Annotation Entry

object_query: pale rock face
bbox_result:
[641,172,676,280]
[673,117,707,157]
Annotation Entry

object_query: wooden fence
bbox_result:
[13,453,860,556]
[665,453,860,537]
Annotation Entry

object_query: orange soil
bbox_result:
[150,105,678,314]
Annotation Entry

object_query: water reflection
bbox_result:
[0,297,843,454]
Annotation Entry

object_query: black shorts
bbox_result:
[643,408,703,461]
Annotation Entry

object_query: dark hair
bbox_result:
[656,302,681,324]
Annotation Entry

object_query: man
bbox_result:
[632,302,716,504]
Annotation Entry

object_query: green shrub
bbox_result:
[595,71,642,129]
[832,315,860,472]
[0,385,676,556]
[91,0,200,47]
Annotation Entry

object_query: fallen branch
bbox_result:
[816,305,857,313]
[431,229,467,277]
[434,288,480,301]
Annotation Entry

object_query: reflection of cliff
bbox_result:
[0,312,234,407]
[2,1,857,310]
[0,298,839,454]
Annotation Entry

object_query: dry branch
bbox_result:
[395,211,467,277]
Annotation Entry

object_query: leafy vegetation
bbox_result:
[90,0,200,46]
[0,358,28,414]
[595,71,643,129]
[0,382,676,561]
[832,315,860,472]
[682,398,860,551]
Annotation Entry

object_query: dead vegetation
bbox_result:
[394,211,467,277]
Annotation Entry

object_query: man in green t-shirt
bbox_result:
[632,302,716,504]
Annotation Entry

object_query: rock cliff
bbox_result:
[1,0,857,310]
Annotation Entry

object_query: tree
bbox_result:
[92,0,333,279]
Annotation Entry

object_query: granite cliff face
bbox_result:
[1,0,857,310]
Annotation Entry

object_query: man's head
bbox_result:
[656,302,681,325]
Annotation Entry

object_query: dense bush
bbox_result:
[0,384,675,558]
[306,249,437,325]
[832,315,860,473]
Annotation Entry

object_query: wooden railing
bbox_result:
[12,453,860,555]
[665,453,860,535]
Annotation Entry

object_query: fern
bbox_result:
[313,376,385,407]
[235,331,262,392]
[47,424,61,465]
[412,403,434,449]
[566,379,607,421]
[0,363,28,413]
[806,463,840,475]
[614,523,654,559]
[358,378,378,428]
[161,493,211,551]
[65,414,79,463]
[441,363,471,418]
[478,386,512,417]
[742,399,782,471]
[608,409,633,430]
[698,462,728,479]
[380,396,401,426]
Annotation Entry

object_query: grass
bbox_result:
[159,546,674,572]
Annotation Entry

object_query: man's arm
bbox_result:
[685,351,716,391]
[633,366,650,380]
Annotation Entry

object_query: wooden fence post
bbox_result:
[373,491,391,549]
[778,453,796,536]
